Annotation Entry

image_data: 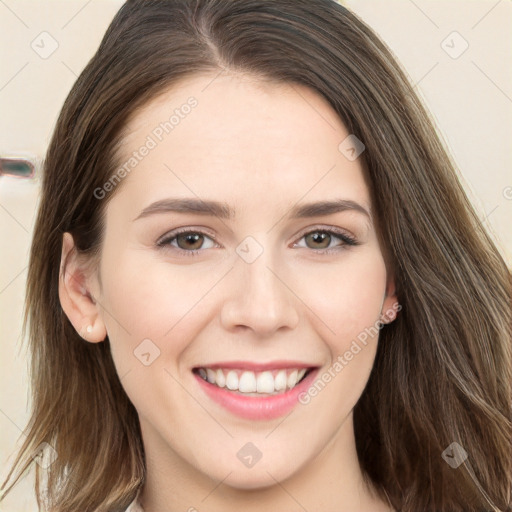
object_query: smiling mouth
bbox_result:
[192,367,314,396]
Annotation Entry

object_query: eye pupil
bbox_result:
[177,233,203,250]
[306,232,330,249]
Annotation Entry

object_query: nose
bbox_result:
[220,249,300,336]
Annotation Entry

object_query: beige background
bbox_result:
[1,1,511,510]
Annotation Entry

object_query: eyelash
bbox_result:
[156,226,359,257]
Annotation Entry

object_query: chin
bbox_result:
[222,470,285,490]
[202,458,301,491]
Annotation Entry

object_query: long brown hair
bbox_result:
[1,1,511,510]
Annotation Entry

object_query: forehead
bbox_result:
[109,72,371,216]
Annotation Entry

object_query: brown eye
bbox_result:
[304,231,332,249]
[295,229,358,252]
[157,230,216,254]
[176,232,205,250]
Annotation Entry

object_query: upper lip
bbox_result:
[193,360,319,371]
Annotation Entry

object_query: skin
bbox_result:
[59,73,398,511]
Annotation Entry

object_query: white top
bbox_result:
[124,490,144,512]
[125,500,143,512]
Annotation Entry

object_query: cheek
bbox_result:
[292,256,387,438]
[97,248,226,371]
[96,250,219,421]
[290,249,388,351]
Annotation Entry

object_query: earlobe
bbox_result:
[58,232,107,343]
[380,302,399,324]
[380,273,400,325]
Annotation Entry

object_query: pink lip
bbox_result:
[194,360,313,371]
[193,367,319,421]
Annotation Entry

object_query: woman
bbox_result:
[1,1,510,511]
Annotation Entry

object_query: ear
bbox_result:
[58,232,107,343]
[380,271,400,325]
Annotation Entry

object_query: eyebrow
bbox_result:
[133,197,371,223]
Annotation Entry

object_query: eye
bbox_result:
[156,227,358,257]
[294,228,358,251]
[157,229,216,253]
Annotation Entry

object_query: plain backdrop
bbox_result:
[0,1,511,510]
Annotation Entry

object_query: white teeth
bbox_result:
[206,368,216,384]
[256,371,274,393]
[225,370,239,391]
[239,371,257,392]
[197,367,309,394]
[287,369,298,389]
[274,370,287,391]
[215,369,226,388]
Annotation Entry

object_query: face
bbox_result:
[66,73,397,490]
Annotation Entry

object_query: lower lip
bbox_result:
[194,369,319,420]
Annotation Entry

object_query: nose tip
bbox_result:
[220,258,300,336]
